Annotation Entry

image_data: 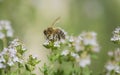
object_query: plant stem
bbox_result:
[2,37,7,48]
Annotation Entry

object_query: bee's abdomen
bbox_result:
[59,30,65,39]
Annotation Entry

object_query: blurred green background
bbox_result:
[0,0,120,75]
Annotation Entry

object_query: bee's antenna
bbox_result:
[51,17,61,27]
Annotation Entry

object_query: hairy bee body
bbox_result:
[44,27,65,41]
[43,17,65,41]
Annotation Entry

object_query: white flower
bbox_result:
[83,38,97,46]
[114,27,120,34]
[73,32,99,53]
[4,23,11,30]
[111,27,120,42]
[106,72,110,75]
[71,52,79,59]
[79,56,91,68]
[0,63,6,68]
[0,32,5,39]
[1,48,8,55]
[114,48,120,61]
[105,48,120,74]
[31,55,38,59]
[73,37,85,52]
[22,45,27,51]
[0,20,14,37]
[61,50,69,56]
[0,56,5,63]
[13,57,19,62]
[7,29,13,37]
[111,35,120,42]
[75,45,81,51]
[60,39,66,44]
[54,41,60,47]
[0,38,28,69]
[7,59,14,66]
[11,38,20,46]
[43,40,49,46]
[8,48,17,57]
[105,61,120,74]
[115,66,120,73]
[108,51,113,56]
[80,32,97,46]
[92,45,100,52]
[18,59,23,63]
[105,62,116,71]
[69,36,74,42]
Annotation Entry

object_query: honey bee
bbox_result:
[43,17,65,41]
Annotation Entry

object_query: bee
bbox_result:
[43,17,65,41]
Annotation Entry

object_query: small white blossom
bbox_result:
[7,59,14,66]
[22,45,27,51]
[11,38,20,46]
[80,32,97,46]
[79,56,91,68]
[61,50,69,56]
[8,48,17,57]
[105,62,120,74]
[60,39,66,44]
[0,20,14,38]
[114,27,120,34]
[115,66,120,73]
[108,51,113,56]
[0,63,6,68]
[105,49,120,74]
[13,57,19,62]
[18,59,23,63]
[105,62,116,71]
[43,40,50,46]
[69,36,74,42]
[54,41,60,47]
[92,45,100,52]
[71,52,79,59]
[0,32,5,39]
[7,29,13,37]
[114,48,120,61]
[83,37,97,46]
[74,39,84,52]
[0,56,5,62]
[111,27,120,42]
[31,55,39,59]
[73,32,99,53]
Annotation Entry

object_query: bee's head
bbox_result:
[43,29,47,35]
[43,27,54,35]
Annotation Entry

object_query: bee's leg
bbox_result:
[61,31,65,39]
[54,34,58,41]
[47,35,50,40]
[53,34,55,41]
[58,34,61,40]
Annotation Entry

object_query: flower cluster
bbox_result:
[0,39,26,68]
[104,48,120,75]
[61,32,99,68]
[0,20,13,39]
[43,29,100,75]
[25,55,40,72]
[111,27,120,44]
[0,20,40,75]
[103,27,120,75]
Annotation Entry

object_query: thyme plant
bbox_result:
[0,20,40,75]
